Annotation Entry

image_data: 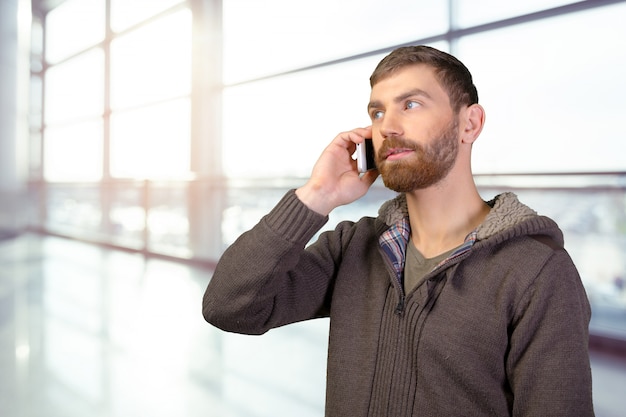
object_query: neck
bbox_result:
[405,175,489,258]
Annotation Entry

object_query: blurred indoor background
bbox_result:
[1,0,625,416]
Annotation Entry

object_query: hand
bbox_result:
[296,127,379,215]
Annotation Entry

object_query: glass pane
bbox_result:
[29,131,42,178]
[46,185,102,237]
[108,183,146,249]
[29,75,42,130]
[223,57,377,178]
[44,119,103,182]
[222,184,396,248]
[30,17,44,69]
[44,49,104,125]
[110,98,191,179]
[110,0,185,32]
[454,0,576,28]
[147,182,190,258]
[456,3,626,174]
[110,8,192,110]
[223,0,449,84]
[45,0,105,63]
[222,42,448,178]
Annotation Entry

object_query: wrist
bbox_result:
[295,182,336,216]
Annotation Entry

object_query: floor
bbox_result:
[1,234,625,417]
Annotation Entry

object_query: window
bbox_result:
[110,0,185,33]
[44,121,103,182]
[109,8,192,178]
[222,41,448,178]
[38,0,196,256]
[44,48,104,126]
[110,99,191,179]
[110,9,191,111]
[453,0,575,28]
[42,1,191,183]
[222,56,382,178]
[456,2,626,174]
[33,0,626,340]
[45,0,104,64]
[218,0,626,342]
[222,0,449,84]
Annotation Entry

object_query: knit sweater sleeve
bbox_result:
[506,244,594,416]
[202,190,335,335]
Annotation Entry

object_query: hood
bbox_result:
[378,192,562,244]
[476,192,537,240]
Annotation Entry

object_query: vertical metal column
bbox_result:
[188,0,225,262]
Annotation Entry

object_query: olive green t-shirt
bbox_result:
[404,238,456,294]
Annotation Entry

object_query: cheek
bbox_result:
[408,121,439,141]
[372,136,383,155]
[371,130,383,145]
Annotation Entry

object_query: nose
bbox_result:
[379,111,403,139]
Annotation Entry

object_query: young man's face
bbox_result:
[368,64,460,192]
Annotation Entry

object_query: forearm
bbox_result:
[202,190,330,334]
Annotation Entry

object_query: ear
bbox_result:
[460,104,485,145]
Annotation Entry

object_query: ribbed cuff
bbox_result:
[263,189,329,244]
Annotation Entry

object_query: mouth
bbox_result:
[384,148,415,161]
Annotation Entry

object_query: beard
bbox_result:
[375,119,459,193]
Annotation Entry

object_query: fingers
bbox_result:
[297,127,378,215]
[322,126,373,168]
[360,168,380,185]
[329,127,373,165]
[334,126,372,148]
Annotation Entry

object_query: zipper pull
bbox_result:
[395,297,405,316]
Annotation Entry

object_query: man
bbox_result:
[203,45,594,416]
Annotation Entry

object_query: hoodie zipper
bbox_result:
[395,296,405,316]
[379,220,478,317]
[391,254,470,316]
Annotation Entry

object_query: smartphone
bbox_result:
[356,138,376,173]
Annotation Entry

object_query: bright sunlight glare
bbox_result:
[44,3,192,181]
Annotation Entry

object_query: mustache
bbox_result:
[377,137,421,157]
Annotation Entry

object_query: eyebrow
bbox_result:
[367,88,433,112]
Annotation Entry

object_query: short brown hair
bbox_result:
[370,45,479,113]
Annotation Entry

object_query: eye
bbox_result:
[370,110,384,120]
[406,100,420,110]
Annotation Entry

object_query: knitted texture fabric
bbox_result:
[203,190,594,417]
